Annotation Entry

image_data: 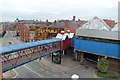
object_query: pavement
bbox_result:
[38,55,81,72]
[38,54,97,78]
[3,69,18,78]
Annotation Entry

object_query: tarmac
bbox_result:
[38,54,120,78]
[38,55,81,72]
[38,54,97,78]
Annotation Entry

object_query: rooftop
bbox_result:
[79,17,111,31]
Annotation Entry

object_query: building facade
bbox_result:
[73,17,120,71]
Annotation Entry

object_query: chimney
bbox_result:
[78,19,80,22]
[72,16,76,21]
[65,20,69,27]
[54,20,57,26]
[46,19,49,26]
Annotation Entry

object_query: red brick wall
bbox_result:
[64,27,76,34]
[16,23,30,42]
[61,37,72,50]
[108,58,120,72]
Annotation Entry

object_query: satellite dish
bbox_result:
[71,74,79,79]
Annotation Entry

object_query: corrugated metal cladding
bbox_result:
[73,37,120,58]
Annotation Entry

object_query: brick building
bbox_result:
[52,16,87,34]
[16,16,87,42]
[16,23,64,42]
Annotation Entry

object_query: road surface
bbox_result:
[15,61,70,78]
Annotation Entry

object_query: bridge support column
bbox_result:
[59,51,62,64]
[0,57,2,79]
[80,52,84,62]
[52,53,53,62]
[74,51,78,60]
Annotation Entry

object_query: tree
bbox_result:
[97,58,109,73]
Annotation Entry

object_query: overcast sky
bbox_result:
[0,0,119,22]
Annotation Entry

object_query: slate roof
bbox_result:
[76,17,119,40]
[79,17,111,31]
[14,18,35,23]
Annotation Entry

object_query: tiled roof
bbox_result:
[111,23,119,31]
[103,19,117,28]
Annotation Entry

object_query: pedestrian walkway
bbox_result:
[38,55,81,72]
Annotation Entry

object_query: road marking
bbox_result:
[23,65,44,77]
[13,69,18,78]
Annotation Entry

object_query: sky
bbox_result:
[0,0,119,22]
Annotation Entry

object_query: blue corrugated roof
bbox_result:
[0,38,61,55]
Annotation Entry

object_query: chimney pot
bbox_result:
[61,31,65,34]
[72,16,76,21]
[67,30,70,33]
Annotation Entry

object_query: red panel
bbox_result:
[61,37,71,50]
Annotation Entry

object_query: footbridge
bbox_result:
[0,38,61,73]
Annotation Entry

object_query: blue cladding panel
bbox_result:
[72,37,75,47]
[74,37,119,58]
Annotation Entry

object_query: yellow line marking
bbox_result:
[23,65,44,77]
[13,69,18,78]
[93,69,97,78]
[3,73,7,78]
[66,65,81,72]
